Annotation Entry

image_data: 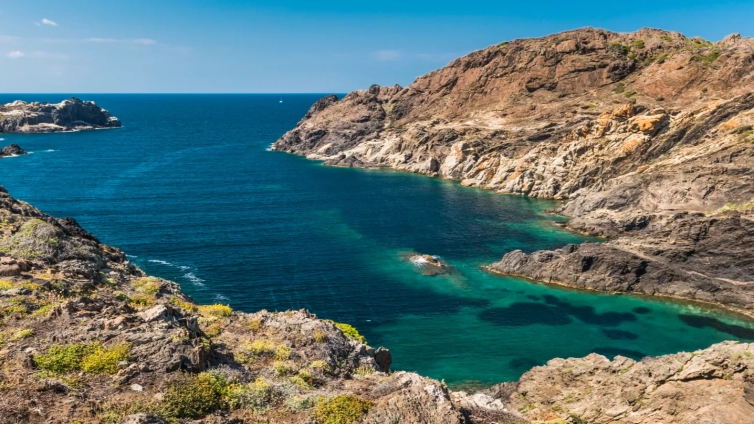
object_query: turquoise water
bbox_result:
[2,94,753,386]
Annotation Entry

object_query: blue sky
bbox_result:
[0,0,752,93]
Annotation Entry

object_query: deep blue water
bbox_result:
[2,94,754,386]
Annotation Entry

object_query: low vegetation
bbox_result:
[708,201,754,215]
[34,341,131,375]
[161,372,233,419]
[328,321,367,344]
[313,394,372,424]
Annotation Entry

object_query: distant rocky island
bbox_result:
[3,27,754,424]
[0,97,121,133]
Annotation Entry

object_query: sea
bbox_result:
[2,94,753,387]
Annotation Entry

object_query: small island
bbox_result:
[0,98,121,133]
[0,144,27,158]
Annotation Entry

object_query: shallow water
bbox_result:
[2,94,753,386]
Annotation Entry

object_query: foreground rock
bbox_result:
[0,144,27,157]
[272,27,754,315]
[0,98,121,133]
[497,340,754,424]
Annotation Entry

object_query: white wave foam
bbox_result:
[126,254,138,258]
[409,256,430,266]
[184,272,205,287]
[148,259,192,271]
[214,294,229,301]
[44,149,56,152]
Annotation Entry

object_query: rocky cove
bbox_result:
[1,26,754,423]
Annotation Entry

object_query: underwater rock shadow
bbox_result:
[601,329,639,340]
[478,294,637,327]
[678,314,754,340]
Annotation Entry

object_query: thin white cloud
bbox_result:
[86,37,157,45]
[87,38,118,43]
[41,18,58,26]
[132,38,157,45]
[28,51,68,59]
[6,50,68,60]
[372,50,402,61]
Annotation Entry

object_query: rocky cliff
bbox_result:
[0,98,121,133]
[272,27,754,316]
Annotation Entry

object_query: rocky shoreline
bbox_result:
[1,184,754,423]
[0,98,121,133]
[272,27,754,319]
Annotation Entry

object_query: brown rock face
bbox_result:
[500,341,754,424]
[273,27,754,315]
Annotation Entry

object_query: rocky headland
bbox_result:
[272,27,754,317]
[0,98,121,133]
[0,144,27,158]
[1,185,754,423]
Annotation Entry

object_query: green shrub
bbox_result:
[286,395,316,412]
[0,218,92,263]
[353,364,375,378]
[661,35,674,42]
[632,40,645,49]
[313,395,372,424]
[612,82,625,94]
[34,341,130,375]
[132,277,161,295]
[329,321,367,344]
[273,361,296,376]
[35,343,94,374]
[81,342,130,374]
[242,339,291,360]
[170,295,198,313]
[709,202,754,215]
[198,304,232,318]
[310,360,331,374]
[232,377,280,412]
[608,42,629,56]
[656,52,669,64]
[314,330,328,343]
[10,329,34,341]
[161,372,232,419]
[113,291,130,302]
[694,48,721,64]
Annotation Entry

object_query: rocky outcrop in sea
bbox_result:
[0,98,121,133]
[0,144,27,157]
[272,27,754,316]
